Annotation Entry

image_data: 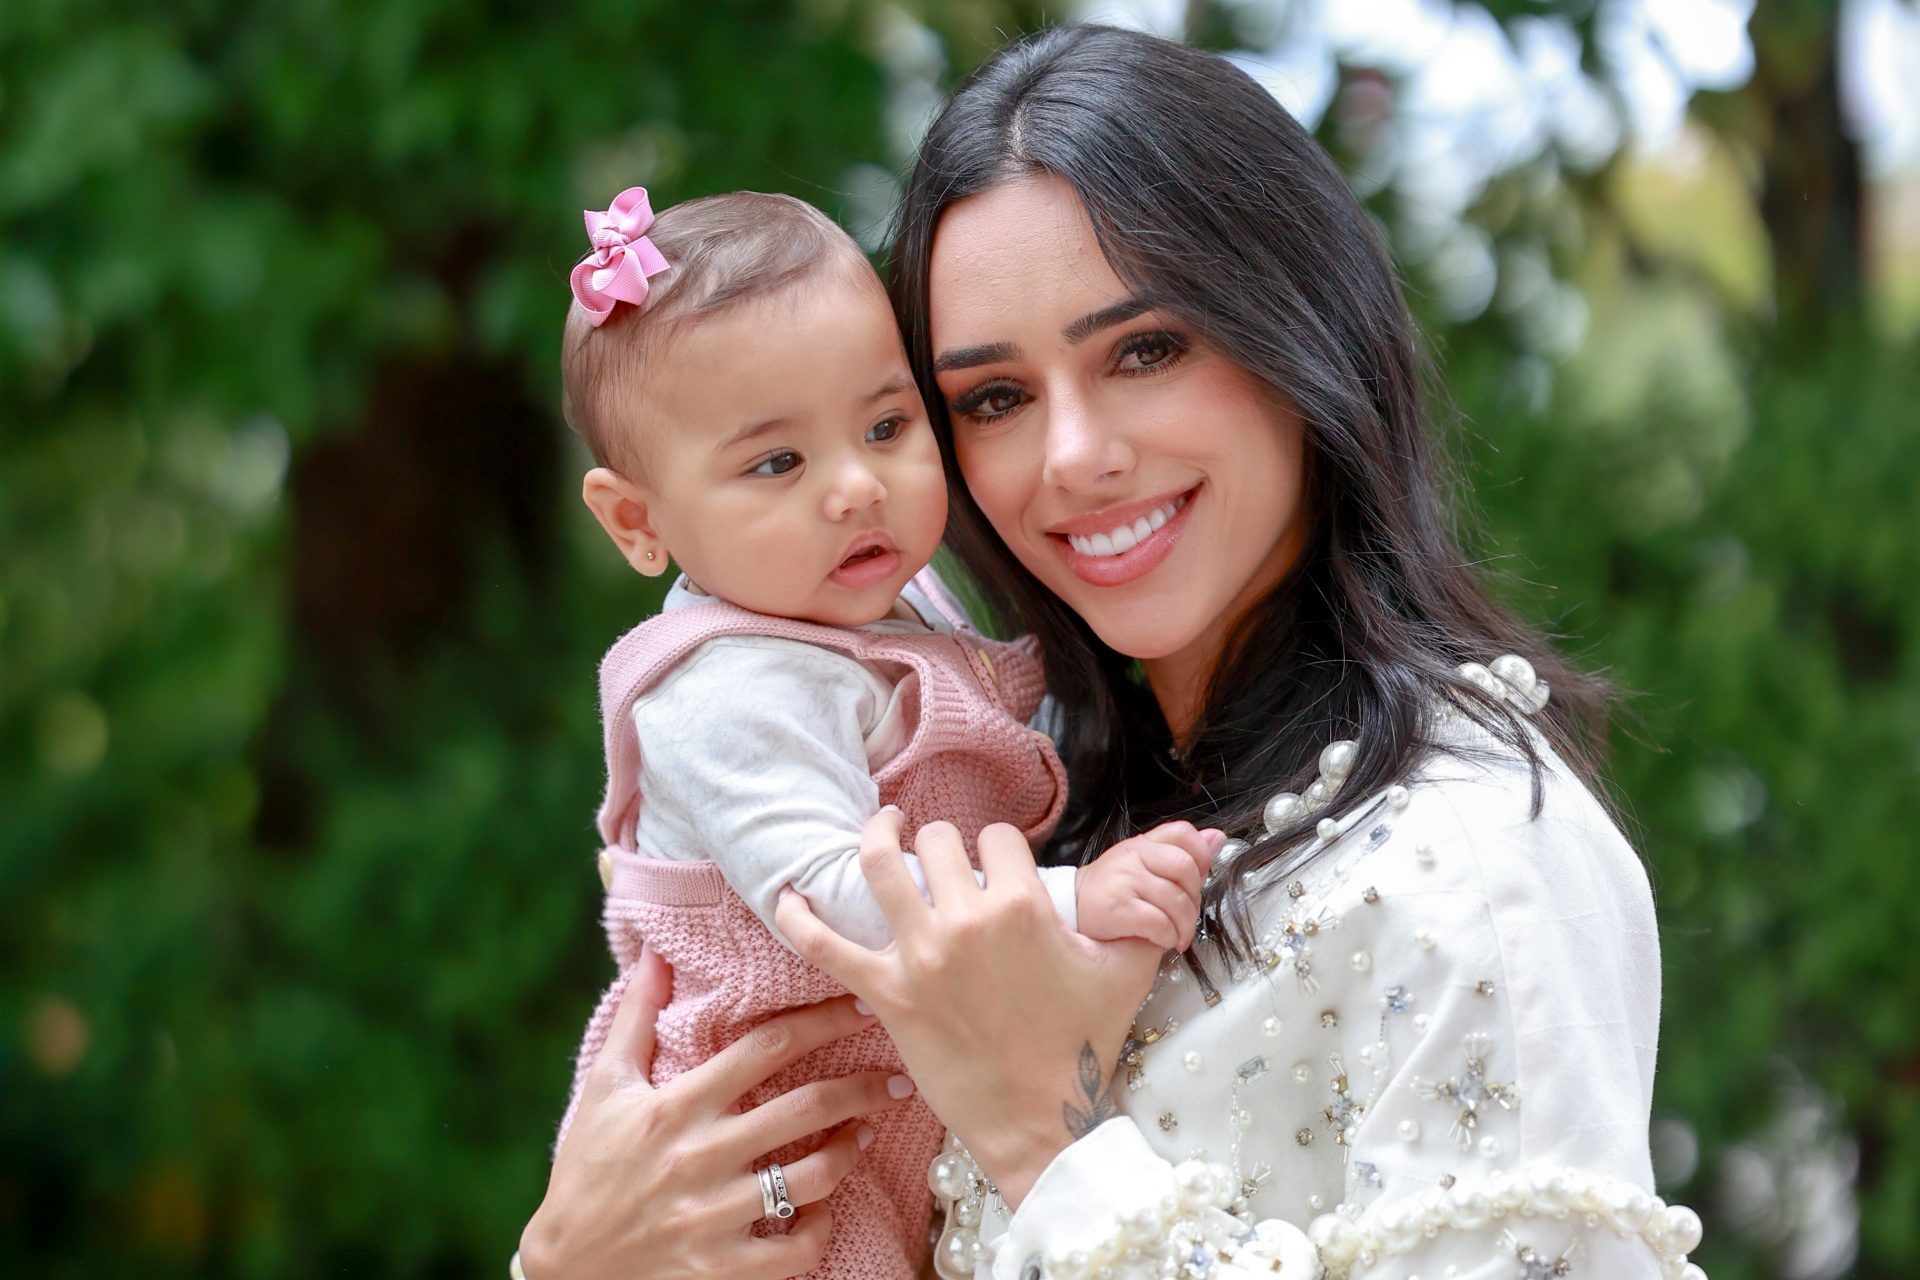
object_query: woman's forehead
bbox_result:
[928,176,1131,337]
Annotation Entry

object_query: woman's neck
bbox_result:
[1142,568,1249,741]
[1144,524,1307,745]
[1143,646,1212,746]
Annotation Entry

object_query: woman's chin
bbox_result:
[1081,611,1211,664]
[1017,560,1210,662]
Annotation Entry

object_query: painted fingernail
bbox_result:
[857,1124,876,1149]
[855,997,875,1016]
[887,1074,915,1099]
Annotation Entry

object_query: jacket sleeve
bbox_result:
[972,750,1705,1280]
[1298,761,1698,1280]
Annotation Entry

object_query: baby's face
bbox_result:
[633,269,949,627]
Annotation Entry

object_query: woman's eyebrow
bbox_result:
[932,298,1153,374]
[933,341,1019,373]
[1062,297,1150,344]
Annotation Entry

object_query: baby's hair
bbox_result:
[562,191,872,478]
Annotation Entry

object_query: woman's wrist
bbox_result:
[969,1118,1075,1210]
[976,1144,1060,1212]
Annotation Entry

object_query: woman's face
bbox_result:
[928,175,1309,683]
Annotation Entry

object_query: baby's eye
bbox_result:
[750,449,802,477]
[866,417,907,444]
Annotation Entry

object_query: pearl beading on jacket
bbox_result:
[927,1148,1709,1280]
[1211,656,1551,884]
[1020,1156,1316,1279]
[930,1131,998,1278]
[1307,1165,1706,1280]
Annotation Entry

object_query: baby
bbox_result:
[554,187,1219,1277]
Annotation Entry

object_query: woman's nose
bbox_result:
[1041,390,1133,491]
[825,460,887,519]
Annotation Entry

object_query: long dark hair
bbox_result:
[887,24,1611,952]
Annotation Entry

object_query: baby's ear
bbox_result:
[582,467,670,577]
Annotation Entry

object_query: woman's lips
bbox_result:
[1051,487,1198,587]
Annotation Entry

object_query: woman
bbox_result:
[520,24,1705,1280]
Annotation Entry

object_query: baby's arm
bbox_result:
[1074,822,1224,951]
[795,839,1083,941]
[632,638,1080,950]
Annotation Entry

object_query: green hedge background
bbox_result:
[3,1,1915,1276]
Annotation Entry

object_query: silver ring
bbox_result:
[757,1166,778,1219]
[763,1161,795,1220]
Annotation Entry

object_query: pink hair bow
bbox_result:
[570,187,671,327]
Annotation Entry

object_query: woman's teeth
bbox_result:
[1065,495,1186,558]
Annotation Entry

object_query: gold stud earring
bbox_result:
[645,551,656,561]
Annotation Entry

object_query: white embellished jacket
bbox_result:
[932,711,1706,1280]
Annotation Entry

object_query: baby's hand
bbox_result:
[1075,821,1226,951]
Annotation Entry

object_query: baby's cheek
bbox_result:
[911,472,952,544]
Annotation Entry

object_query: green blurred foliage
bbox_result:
[2,1,1915,1278]
[1457,327,1920,1279]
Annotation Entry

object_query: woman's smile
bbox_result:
[1047,486,1197,586]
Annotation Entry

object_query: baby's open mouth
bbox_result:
[840,545,887,568]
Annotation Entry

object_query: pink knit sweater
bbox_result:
[559,572,1065,1277]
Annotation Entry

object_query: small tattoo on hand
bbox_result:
[1062,1042,1119,1139]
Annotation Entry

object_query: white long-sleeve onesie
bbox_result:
[630,578,1078,951]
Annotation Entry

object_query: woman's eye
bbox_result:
[750,449,802,477]
[1117,331,1186,373]
[951,382,1026,422]
[866,417,906,444]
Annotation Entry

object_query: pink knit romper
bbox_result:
[558,571,1066,1278]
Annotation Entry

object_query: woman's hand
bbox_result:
[775,813,1211,1208]
[519,945,917,1280]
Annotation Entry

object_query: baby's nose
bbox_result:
[829,466,887,515]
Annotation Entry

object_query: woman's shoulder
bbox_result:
[1410,716,1645,901]
[1286,713,1652,938]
